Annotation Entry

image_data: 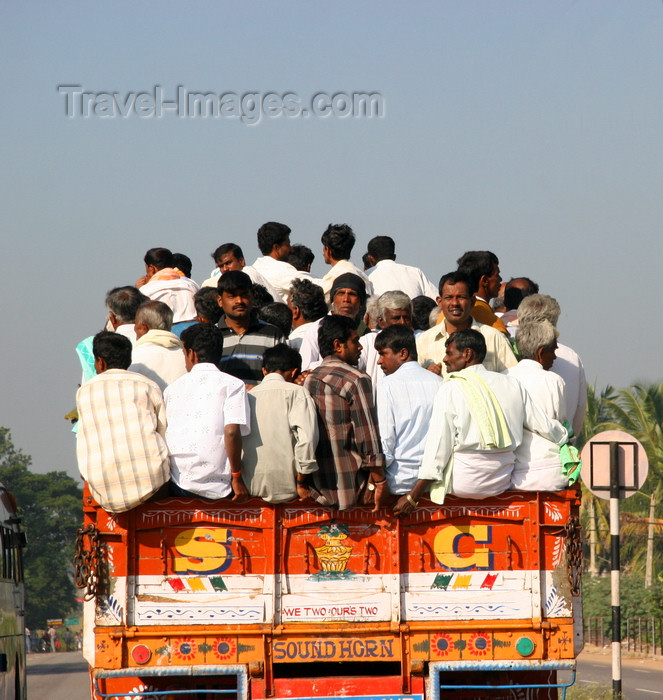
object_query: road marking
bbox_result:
[579,680,599,684]
[635,689,662,695]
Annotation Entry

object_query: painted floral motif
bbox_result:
[122,684,158,700]
[172,637,197,661]
[467,632,491,657]
[430,633,454,658]
[544,502,563,522]
[210,637,236,661]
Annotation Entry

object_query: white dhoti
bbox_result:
[510,457,567,492]
[450,450,515,500]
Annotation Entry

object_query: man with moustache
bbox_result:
[216,270,285,387]
[417,270,517,379]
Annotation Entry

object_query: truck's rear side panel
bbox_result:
[79,488,581,699]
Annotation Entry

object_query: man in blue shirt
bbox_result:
[374,325,442,495]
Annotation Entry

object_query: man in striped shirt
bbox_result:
[76,331,170,513]
[216,270,285,387]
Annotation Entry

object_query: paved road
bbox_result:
[577,648,663,699]
[27,651,89,700]
[24,647,663,699]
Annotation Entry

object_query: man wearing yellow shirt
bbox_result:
[456,250,508,334]
[417,271,517,379]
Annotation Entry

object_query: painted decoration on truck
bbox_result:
[273,636,396,662]
[135,603,263,624]
[172,527,232,575]
[312,521,354,580]
[434,524,493,571]
[96,595,123,624]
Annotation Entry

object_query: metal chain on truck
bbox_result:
[565,516,583,596]
[73,524,103,600]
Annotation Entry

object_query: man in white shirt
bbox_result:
[106,286,149,345]
[129,301,187,392]
[165,323,250,500]
[318,223,373,297]
[505,320,569,491]
[136,247,199,325]
[393,329,567,515]
[366,235,437,300]
[375,325,442,495]
[361,290,414,391]
[251,222,314,302]
[286,278,328,351]
[298,273,369,370]
[517,294,587,439]
[416,271,517,379]
[201,243,282,302]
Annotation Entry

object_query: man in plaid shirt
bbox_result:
[304,315,388,511]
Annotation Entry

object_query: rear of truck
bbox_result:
[77,487,581,700]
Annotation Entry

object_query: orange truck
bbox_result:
[76,486,582,699]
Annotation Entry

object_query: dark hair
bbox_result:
[212,243,244,263]
[321,223,355,260]
[257,221,291,255]
[446,328,487,363]
[366,235,395,261]
[93,331,132,370]
[144,247,174,270]
[438,270,475,297]
[318,314,356,359]
[217,270,253,296]
[374,325,417,360]
[106,286,149,324]
[456,251,499,292]
[504,277,539,311]
[262,343,302,373]
[172,253,192,278]
[411,295,437,331]
[362,252,372,270]
[194,287,222,324]
[251,284,274,310]
[181,323,224,365]
[288,244,315,271]
[258,303,293,336]
[289,278,328,323]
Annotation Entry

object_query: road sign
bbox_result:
[580,430,648,500]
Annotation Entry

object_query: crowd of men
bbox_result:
[74,222,586,514]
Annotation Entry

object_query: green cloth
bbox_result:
[560,421,581,485]
[76,336,97,383]
[448,369,511,450]
[73,336,97,435]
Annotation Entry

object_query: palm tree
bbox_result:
[600,382,663,587]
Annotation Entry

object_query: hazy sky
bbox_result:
[2,2,662,478]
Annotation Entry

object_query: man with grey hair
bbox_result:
[505,320,569,491]
[129,301,187,392]
[106,286,149,345]
[361,290,414,392]
[517,294,587,439]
